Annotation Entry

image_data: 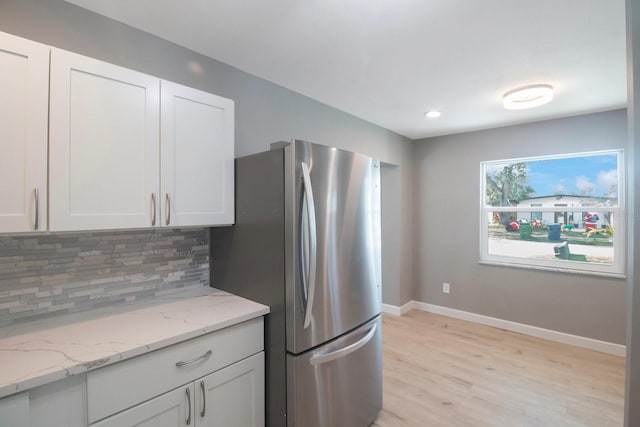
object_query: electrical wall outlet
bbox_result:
[443,282,450,294]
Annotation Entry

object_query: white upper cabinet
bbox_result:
[160,81,234,227]
[49,48,160,231]
[0,32,49,233]
[0,31,235,233]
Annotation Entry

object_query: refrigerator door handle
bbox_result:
[300,161,317,329]
[309,323,377,366]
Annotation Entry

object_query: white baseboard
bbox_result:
[382,301,413,316]
[383,300,625,357]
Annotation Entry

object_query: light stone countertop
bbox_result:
[0,287,269,399]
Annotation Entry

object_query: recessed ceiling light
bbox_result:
[503,84,554,110]
[425,111,441,118]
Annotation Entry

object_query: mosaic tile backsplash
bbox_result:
[0,228,210,326]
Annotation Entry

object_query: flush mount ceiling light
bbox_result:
[503,84,554,110]
[425,111,441,118]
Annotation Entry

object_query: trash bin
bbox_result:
[519,223,532,239]
[548,223,561,240]
[554,241,570,259]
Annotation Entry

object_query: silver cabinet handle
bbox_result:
[310,323,377,366]
[175,350,212,367]
[165,193,171,225]
[186,387,192,425]
[300,162,317,329]
[151,193,157,226]
[200,380,206,418]
[33,188,39,230]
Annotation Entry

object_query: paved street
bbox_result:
[488,237,614,262]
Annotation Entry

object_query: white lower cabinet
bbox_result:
[197,353,264,427]
[0,392,30,427]
[92,353,264,427]
[0,317,264,427]
[29,374,88,427]
[87,318,265,427]
[0,375,88,427]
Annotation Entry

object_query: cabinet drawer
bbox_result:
[87,317,263,423]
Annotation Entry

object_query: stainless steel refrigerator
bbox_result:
[211,139,382,427]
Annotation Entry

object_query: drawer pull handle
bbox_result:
[186,387,192,425]
[200,380,206,417]
[176,350,213,367]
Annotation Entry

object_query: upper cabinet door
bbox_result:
[0,32,49,233]
[160,80,234,227]
[49,48,160,231]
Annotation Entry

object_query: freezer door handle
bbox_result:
[309,323,377,366]
[300,161,317,329]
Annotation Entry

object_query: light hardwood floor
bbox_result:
[372,310,625,427]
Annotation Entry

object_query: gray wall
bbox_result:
[625,0,640,423]
[381,164,401,305]
[414,109,628,344]
[0,0,415,306]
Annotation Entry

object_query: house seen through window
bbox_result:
[480,150,624,277]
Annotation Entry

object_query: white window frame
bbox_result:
[479,149,625,278]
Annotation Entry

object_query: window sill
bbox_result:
[478,259,627,279]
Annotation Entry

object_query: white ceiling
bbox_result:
[65,0,627,140]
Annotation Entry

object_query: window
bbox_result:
[530,204,542,222]
[480,150,624,277]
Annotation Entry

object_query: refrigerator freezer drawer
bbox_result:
[286,316,382,427]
